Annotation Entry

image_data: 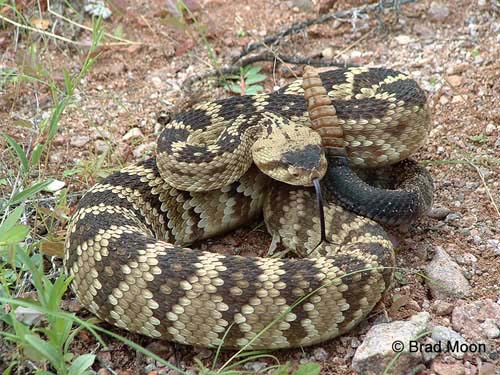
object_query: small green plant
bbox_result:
[224,66,266,95]
[469,134,488,144]
[394,271,409,285]
[0,14,104,374]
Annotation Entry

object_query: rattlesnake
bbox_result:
[64,67,433,349]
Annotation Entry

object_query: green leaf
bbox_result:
[245,85,264,95]
[0,224,29,246]
[63,169,79,177]
[275,362,292,375]
[24,334,64,368]
[68,354,95,375]
[63,69,73,97]
[244,65,262,77]
[0,206,24,233]
[292,363,321,375]
[2,361,16,375]
[0,133,29,174]
[0,206,29,246]
[245,73,266,85]
[394,271,408,285]
[30,143,45,166]
[10,179,53,206]
[224,83,242,94]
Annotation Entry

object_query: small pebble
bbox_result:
[313,347,329,361]
[429,2,450,21]
[94,140,109,154]
[133,142,155,158]
[427,207,451,220]
[243,361,267,372]
[487,239,500,255]
[481,319,500,339]
[395,35,412,45]
[445,213,462,222]
[485,123,496,135]
[70,135,91,148]
[122,127,144,141]
[447,75,462,86]
[472,235,482,245]
[433,300,454,316]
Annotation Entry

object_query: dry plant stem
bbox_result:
[331,28,375,61]
[232,0,420,63]
[0,12,134,47]
[0,13,84,45]
[46,0,141,45]
[183,52,351,90]
[466,159,500,218]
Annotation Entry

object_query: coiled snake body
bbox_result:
[65,67,433,349]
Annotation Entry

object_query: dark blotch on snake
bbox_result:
[282,144,322,170]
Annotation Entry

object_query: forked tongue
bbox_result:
[312,178,327,246]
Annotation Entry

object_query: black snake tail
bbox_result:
[325,158,434,225]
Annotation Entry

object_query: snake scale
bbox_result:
[65,67,434,349]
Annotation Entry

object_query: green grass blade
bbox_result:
[0,132,29,174]
[9,179,53,206]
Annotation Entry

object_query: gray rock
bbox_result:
[70,135,91,148]
[122,127,144,141]
[425,247,471,298]
[452,299,500,340]
[429,2,450,21]
[290,0,314,11]
[445,213,462,222]
[485,123,497,136]
[431,325,468,359]
[94,140,109,154]
[432,300,454,316]
[132,142,155,158]
[427,207,451,220]
[313,347,329,361]
[472,235,482,246]
[352,312,430,375]
[243,361,267,372]
[420,337,439,363]
[487,239,500,255]
[480,319,500,339]
[455,252,477,265]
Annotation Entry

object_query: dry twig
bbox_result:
[232,0,419,63]
[183,0,419,89]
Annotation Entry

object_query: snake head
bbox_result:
[251,117,327,186]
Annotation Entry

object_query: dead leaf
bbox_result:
[31,18,50,30]
[39,239,65,257]
[14,306,44,326]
